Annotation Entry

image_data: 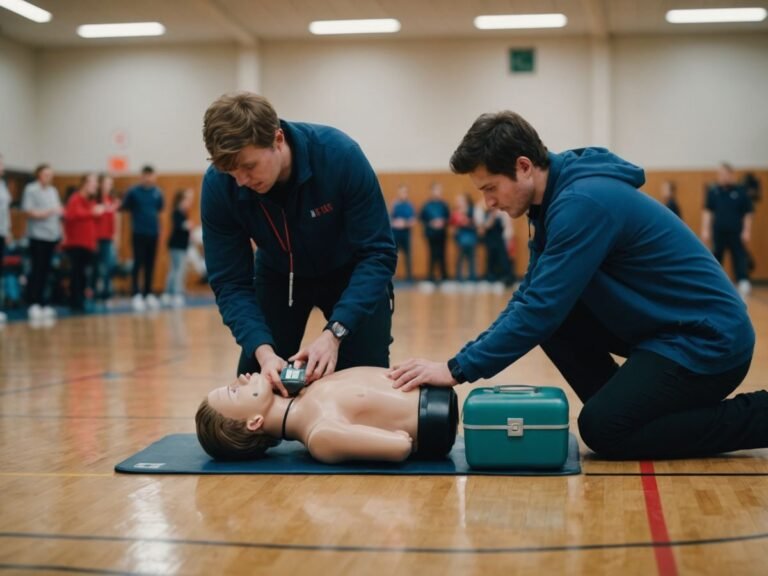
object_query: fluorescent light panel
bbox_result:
[77,22,166,38]
[0,0,51,23]
[309,18,401,35]
[474,13,568,30]
[666,8,767,24]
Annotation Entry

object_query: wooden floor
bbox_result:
[1,286,767,576]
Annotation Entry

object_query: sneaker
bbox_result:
[172,294,185,308]
[737,279,751,299]
[160,293,172,307]
[42,306,57,319]
[131,294,146,312]
[28,304,44,320]
[145,294,160,310]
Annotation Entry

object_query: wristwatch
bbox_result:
[447,357,467,384]
[326,321,349,341]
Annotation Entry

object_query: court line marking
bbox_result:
[587,472,768,476]
[0,563,144,575]
[1,530,767,555]
[640,461,678,576]
[0,355,188,396]
[0,473,113,478]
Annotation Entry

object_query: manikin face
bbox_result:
[227,130,288,193]
[207,373,273,430]
[470,158,537,219]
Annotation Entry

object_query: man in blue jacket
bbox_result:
[202,92,396,396]
[389,111,763,459]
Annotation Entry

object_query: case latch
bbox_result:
[507,418,524,437]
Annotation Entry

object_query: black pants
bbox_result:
[393,229,412,281]
[237,264,394,375]
[131,234,158,296]
[27,238,58,306]
[541,300,764,459]
[713,227,749,281]
[66,247,94,311]
[426,233,448,282]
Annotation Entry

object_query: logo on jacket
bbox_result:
[310,203,334,218]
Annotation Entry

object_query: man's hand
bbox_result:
[289,330,340,384]
[387,359,457,392]
[255,344,289,397]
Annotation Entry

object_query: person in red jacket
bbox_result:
[63,173,103,312]
[93,174,120,302]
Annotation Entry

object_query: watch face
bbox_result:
[332,322,348,338]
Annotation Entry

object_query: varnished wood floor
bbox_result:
[1,285,767,576]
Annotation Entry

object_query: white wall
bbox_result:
[0,35,37,169]
[1,32,767,173]
[262,37,593,172]
[36,43,239,173]
[613,33,768,169]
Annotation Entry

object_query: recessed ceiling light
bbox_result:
[77,22,166,39]
[309,18,401,35]
[474,14,568,30]
[666,8,767,24]
[0,0,51,23]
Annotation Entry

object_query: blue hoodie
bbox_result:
[455,148,754,382]
[202,120,396,358]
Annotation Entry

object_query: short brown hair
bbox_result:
[195,397,280,460]
[450,111,549,179]
[202,92,280,172]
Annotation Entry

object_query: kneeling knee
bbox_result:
[577,404,622,457]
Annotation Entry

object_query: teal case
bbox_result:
[462,385,570,470]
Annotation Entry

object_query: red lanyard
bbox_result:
[259,203,294,307]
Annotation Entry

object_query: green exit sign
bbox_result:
[509,48,535,73]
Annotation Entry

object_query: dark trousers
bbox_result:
[712,228,749,281]
[66,247,94,311]
[0,235,4,306]
[237,264,394,375]
[426,233,448,282]
[27,238,58,306]
[485,236,513,283]
[541,300,764,459]
[393,229,412,281]
[131,234,158,296]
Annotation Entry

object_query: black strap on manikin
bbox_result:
[415,386,459,459]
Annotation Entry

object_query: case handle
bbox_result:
[493,385,539,394]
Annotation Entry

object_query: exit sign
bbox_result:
[509,48,535,73]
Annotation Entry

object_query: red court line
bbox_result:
[640,461,678,576]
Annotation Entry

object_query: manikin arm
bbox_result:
[305,422,413,464]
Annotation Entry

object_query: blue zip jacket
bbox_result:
[455,148,754,382]
[201,120,396,359]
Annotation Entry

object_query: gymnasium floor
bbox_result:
[0,286,766,576]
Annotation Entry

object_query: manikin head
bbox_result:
[195,373,281,460]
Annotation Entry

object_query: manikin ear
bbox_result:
[246,415,265,432]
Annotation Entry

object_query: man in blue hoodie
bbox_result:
[389,111,763,460]
[202,92,396,397]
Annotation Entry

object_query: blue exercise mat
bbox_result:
[115,433,581,476]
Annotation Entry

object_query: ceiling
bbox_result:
[1,0,767,47]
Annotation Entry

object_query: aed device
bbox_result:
[280,363,307,396]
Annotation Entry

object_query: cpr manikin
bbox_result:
[196,367,458,464]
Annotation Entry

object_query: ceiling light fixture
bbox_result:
[666,7,767,24]
[77,22,166,39]
[0,0,51,23]
[474,13,568,30]
[309,18,401,35]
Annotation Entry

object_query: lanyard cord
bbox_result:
[259,203,294,307]
[281,396,297,440]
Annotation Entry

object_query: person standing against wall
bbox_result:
[162,188,194,307]
[93,174,119,303]
[121,165,164,311]
[390,184,416,283]
[420,182,450,285]
[0,154,10,324]
[701,163,753,299]
[22,163,62,321]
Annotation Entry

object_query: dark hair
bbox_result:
[202,92,280,172]
[450,111,549,179]
[141,165,155,175]
[172,188,190,210]
[195,398,280,461]
[34,163,51,178]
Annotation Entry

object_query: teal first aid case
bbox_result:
[462,385,570,470]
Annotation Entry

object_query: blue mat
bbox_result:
[115,433,581,476]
